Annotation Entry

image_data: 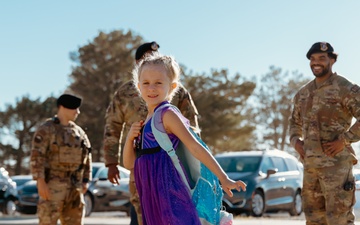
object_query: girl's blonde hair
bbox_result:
[133,53,181,101]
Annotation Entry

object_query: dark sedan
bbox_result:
[16,179,38,214]
[84,162,131,217]
[11,174,35,214]
[15,162,131,216]
[11,175,33,189]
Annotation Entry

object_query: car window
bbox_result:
[217,156,261,173]
[92,166,101,178]
[284,158,299,171]
[270,157,288,172]
[97,167,108,179]
[259,157,274,173]
[13,178,32,187]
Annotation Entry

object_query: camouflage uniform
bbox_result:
[30,116,92,225]
[289,73,360,225]
[103,80,199,225]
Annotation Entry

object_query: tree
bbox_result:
[255,66,310,151]
[67,30,144,161]
[182,68,257,153]
[0,96,57,175]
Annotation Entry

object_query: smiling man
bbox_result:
[289,42,360,225]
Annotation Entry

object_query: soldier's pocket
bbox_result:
[338,187,356,212]
[48,180,67,201]
[59,146,82,164]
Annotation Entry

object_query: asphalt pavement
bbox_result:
[0,216,306,225]
[1,210,360,225]
[0,211,308,225]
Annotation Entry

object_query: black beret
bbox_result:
[306,42,338,59]
[57,94,82,109]
[135,41,160,60]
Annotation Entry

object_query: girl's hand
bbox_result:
[221,178,247,197]
[128,120,144,141]
[123,120,144,170]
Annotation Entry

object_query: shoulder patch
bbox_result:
[351,85,360,93]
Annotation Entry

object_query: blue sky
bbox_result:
[1,1,360,110]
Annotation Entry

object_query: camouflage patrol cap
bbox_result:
[306,42,338,60]
[57,94,82,109]
[135,41,160,60]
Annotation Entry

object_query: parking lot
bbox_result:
[2,166,360,224]
[3,209,360,225]
[0,211,307,225]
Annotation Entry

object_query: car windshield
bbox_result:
[92,166,102,178]
[217,156,262,173]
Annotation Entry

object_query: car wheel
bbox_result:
[3,198,17,215]
[289,190,302,216]
[84,193,93,217]
[251,190,265,217]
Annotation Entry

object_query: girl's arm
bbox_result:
[123,120,143,170]
[163,110,246,197]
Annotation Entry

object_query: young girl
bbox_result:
[123,54,246,225]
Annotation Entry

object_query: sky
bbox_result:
[1,1,360,111]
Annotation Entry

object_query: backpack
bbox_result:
[151,104,233,225]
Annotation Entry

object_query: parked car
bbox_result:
[353,168,360,209]
[11,175,33,189]
[14,176,38,214]
[15,162,131,217]
[84,162,131,217]
[0,167,18,215]
[215,149,303,217]
[16,180,38,214]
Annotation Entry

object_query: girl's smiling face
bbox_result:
[138,64,176,109]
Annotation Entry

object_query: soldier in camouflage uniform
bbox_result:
[289,42,360,225]
[103,42,199,225]
[30,94,92,225]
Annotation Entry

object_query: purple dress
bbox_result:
[134,102,201,225]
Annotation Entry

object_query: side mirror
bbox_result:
[266,168,277,178]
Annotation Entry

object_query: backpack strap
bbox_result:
[151,104,191,192]
[151,104,176,157]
